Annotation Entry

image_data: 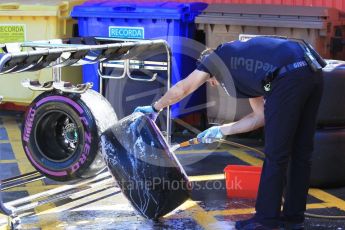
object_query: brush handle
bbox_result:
[178,137,220,148]
[179,138,200,148]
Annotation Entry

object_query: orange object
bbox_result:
[0,102,27,112]
[224,165,262,199]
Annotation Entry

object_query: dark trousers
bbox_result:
[255,68,323,227]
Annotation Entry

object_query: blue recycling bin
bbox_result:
[71,1,208,118]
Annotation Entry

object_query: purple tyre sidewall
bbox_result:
[22,93,98,180]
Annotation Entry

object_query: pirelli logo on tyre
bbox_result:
[23,107,35,143]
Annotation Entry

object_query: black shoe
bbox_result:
[280,222,304,230]
[235,217,277,230]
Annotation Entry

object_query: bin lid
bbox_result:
[0,0,83,17]
[71,1,208,21]
[198,3,337,17]
[195,4,343,29]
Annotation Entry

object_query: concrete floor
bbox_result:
[0,112,345,229]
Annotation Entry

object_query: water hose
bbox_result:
[174,137,345,219]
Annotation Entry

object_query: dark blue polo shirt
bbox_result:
[196,37,305,98]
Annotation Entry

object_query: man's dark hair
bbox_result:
[197,47,215,66]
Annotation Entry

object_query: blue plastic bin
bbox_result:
[71,1,208,118]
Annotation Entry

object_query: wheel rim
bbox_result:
[34,110,80,162]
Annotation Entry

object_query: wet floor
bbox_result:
[0,112,345,229]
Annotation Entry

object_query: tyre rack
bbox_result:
[0,37,172,229]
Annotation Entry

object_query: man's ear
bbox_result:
[207,76,219,87]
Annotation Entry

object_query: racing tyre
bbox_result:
[317,60,345,126]
[22,90,117,181]
[310,128,345,188]
[101,112,191,219]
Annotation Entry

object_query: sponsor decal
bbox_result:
[230,56,276,74]
[71,130,92,173]
[0,24,26,52]
[109,26,144,39]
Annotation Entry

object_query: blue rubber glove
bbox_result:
[197,126,224,143]
[134,105,159,121]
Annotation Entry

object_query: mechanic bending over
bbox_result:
[134,36,325,230]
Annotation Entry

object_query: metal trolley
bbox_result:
[0,37,172,229]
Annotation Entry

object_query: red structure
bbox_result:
[134,0,345,12]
